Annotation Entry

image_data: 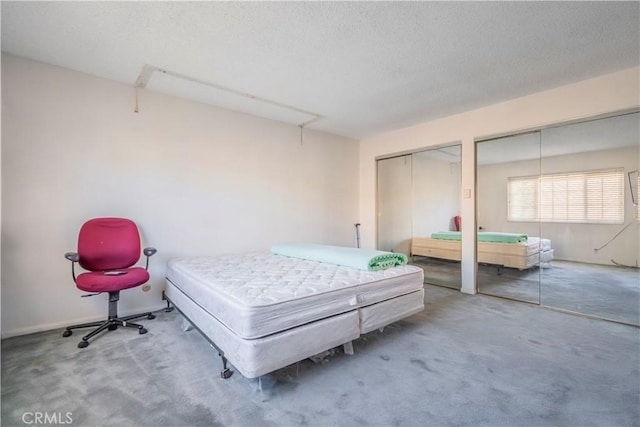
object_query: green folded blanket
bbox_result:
[430,231,528,243]
[271,243,408,271]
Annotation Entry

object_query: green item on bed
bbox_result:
[271,243,408,271]
[430,231,528,243]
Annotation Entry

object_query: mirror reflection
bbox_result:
[540,112,639,325]
[476,112,639,326]
[377,155,412,255]
[476,132,542,303]
[410,146,462,289]
[377,146,462,289]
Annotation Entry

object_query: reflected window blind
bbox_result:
[508,176,539,221]
[508,169,624,224]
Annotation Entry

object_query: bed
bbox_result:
[411,232,554,270]
[163,247,425,379]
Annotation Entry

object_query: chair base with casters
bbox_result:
[62,291,156,348]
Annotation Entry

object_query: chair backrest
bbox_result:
[77,218,142,271]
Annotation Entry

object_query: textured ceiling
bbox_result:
[2,1,639,139]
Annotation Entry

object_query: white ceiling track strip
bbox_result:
[134,64,322,127]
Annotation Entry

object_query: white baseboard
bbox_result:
[1,303,169,339]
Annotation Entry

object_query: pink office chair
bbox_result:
[63,218,157,348]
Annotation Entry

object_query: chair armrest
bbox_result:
[143,247,157,257]
[65,252,79,262]
[65,252,79,283]
[143,247,157,270]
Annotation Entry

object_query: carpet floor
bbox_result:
[413,257,639,326]
[2,285,639,427]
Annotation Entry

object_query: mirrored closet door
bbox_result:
[410,147,462,289]
[476,133,542,303]
[476,112,639,326]
[377,155,413,255]
[377,146,462,290]
[539,112,639,326]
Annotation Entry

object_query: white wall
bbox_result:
[412,153,460,237]
[478,147,639,265]
[377,152,460,256]
[359,67,640,294]
[377,156,412,254]
[1,54,359,337]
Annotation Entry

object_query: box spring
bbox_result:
[411,237,553,270]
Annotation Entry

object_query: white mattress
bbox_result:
[478,237,551,257]
[539,238,552,252]
[166,281,425,378]
[166,252,424,339]
[540,249,554,264]
[165,280,361,378]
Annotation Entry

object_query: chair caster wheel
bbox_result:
[147,314,156,320]
[221,368,233,379]
[62,330,72,338]
[108,324,118,331]
[139,328,148,335]
[78,340,89,349]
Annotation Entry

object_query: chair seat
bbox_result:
[76,267,150,293]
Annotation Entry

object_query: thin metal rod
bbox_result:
[135,64,322,127]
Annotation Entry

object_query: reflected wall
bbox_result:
[539,113,639,325]
[476,112,639,325]
[411,147,462,289]
[476,132,541,303]
[377,155,412,255]
[377,146,462,289]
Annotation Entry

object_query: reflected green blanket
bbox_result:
[431,231,528,243]
[271,243,408,271]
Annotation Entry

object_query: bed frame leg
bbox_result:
[161,291,174,312]
[164,290,232,380]
[343,341,354,355]
[219,353,233,379]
